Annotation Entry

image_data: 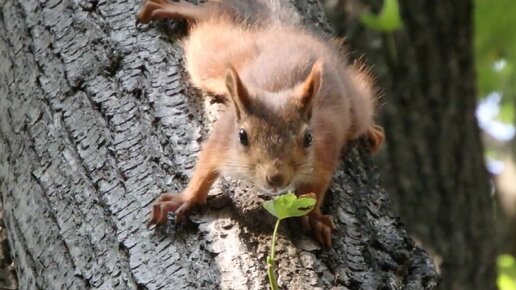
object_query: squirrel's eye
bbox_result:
[303,130,313,147]
[238,129,249,146]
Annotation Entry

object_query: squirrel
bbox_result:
[137,0,385,248]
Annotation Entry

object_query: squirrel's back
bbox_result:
[184,0,332,95]
[209,0,301,25]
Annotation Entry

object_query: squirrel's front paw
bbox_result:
[304,213,336,249]
[148,192,195,226]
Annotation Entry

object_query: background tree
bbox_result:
[322,0,496,290]
[0,0,437,289]
[475,0,516,263]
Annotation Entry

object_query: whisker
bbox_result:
[294,161,312,167]
[296,166,313,171]
[222,162,253,168]
[296,167,314,173]
[296,173,314,177]
[223,165,252,169]
[223,161,251,165]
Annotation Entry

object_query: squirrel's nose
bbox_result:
[266,173,285,188]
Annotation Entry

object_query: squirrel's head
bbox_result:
[221,61,323,195]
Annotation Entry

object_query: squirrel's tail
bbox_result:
[214,0,301,26]
[182,0,301,95]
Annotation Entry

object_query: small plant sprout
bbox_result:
[262,192,317,290]
[360,0,404,61]
[359,0,403,32]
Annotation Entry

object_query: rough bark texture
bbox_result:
[324,1,496,290]
[0,207,17,289]
[0,0,437,289]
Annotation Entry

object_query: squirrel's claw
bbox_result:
[305,213,336,249]
[148,192,194,227]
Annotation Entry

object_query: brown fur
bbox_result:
[138,0,385,248]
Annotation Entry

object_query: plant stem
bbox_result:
[271,219,281,261]
[385,32,398,63]
[267,219,281,290]
[267,259,278,290]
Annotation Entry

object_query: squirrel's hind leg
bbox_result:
[365,124,385,154]
[137,0,229,25]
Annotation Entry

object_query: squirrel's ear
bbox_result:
[225,67,251,120]
[298,60,323,120]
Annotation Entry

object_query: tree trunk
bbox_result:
[323,1,496,290]
[0,0,437,289]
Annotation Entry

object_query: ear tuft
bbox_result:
[298,60,323,120]
[225,66,250,120]
[225,67,239,97]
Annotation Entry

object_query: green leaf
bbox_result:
[499,255,516,268]
[360,0,403,32]
[499,100,515,124]
[498,274,516,290]
[263,192,316,220]
[475,0,516,100]
[498,255,516,290]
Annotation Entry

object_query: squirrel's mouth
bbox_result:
[258,185,294,197]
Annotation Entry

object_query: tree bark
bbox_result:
[0,0,437,289]
[323,1,496,290]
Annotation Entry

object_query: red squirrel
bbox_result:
[137,0,384,248]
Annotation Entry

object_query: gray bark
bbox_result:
[0,0,437,289]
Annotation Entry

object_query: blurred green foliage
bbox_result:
[475,0,516,123]
[475,2,516,288]
[498,255,516,290]
[360,0,403,32]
